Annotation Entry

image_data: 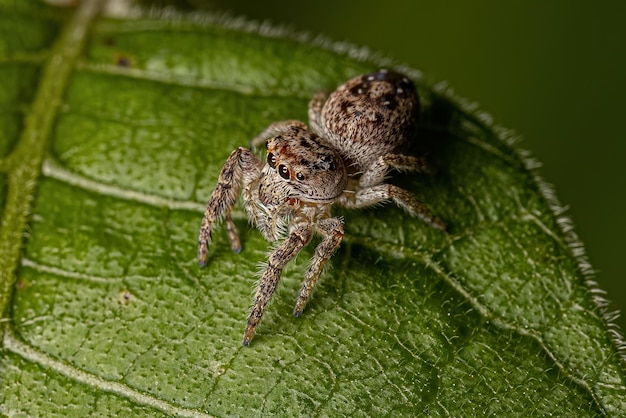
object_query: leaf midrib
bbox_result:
[0,1,102,325]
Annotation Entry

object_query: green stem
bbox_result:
[0,0,103,333]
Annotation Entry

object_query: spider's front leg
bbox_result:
[243,223,313,346]
[294,216,344,317]
[198,147,262,267]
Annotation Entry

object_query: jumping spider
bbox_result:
[198,69,445,345]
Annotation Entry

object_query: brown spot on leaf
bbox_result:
[118,289,135,306]
[114,54,133,68]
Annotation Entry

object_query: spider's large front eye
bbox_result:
[267,152,277,169]
[278,164,290,180]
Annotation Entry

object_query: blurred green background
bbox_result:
[163,0,626,331]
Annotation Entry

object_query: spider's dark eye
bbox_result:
[278,164,290,179]
[267,152,277,169]
[296,172,305,181]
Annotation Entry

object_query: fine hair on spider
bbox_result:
[198,69,445,345]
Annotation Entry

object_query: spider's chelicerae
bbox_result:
[198,69,445,345]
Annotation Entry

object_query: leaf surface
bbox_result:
[1,1,625,416]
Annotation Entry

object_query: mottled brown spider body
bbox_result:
[198,70,444,345]
[310,69,420,170]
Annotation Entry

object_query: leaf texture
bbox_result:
[0,1,625,416]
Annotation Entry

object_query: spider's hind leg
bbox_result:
[249,120,308,149]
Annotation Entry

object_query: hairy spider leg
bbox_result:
[197,147,262,266]
[224,213,241,254]
[243,222,314,346]
[293,216,344,317]
[249,120,307,149]
[337,184,445,231]
[307,90,328,135]
[358,154,432,187]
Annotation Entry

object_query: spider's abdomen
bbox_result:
[317,70,420,170]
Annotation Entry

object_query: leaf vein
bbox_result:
[21,258,153,283]
[42,158,205,212]
[347,234,608,415]
[4,328,215,418]
[77,62,311,98]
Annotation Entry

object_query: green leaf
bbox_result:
[1,1,625,416]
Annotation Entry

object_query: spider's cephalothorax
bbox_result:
[198,69,445,345]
